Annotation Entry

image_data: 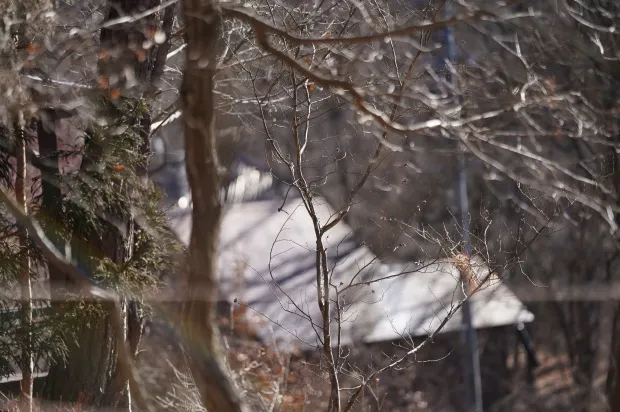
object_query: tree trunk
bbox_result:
[589,301,615,411]
[37,111,67,291]
[36,110,111,406]
[38,120,133,409]
[40,0,165,405]
[15,112,34,412]
[41,310,118,406]
[180,1,245,410]
[606,135,620,412]
[607,305,620,412]
[40,136,132,404]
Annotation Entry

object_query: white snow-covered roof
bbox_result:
[348,260,533,344]
[171,193,533,350]
[218,198,532,348]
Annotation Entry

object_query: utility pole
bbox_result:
[443,4,484,411]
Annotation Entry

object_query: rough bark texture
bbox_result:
[180,1,246,410]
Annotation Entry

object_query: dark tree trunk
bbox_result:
[180,1,245,411]
[605,105,620,412]
[608,305,620,412]
[36,104,115,406]
[480,329,511,410]
[40,125,133,406]
[37,110,66,293]
[39,0,168,406]
[41,310,118,406]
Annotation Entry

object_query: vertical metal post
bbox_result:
[443,4,484,411]
[457,149,484,412]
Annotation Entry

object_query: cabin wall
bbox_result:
[284,326,526,412]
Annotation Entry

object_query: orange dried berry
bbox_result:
[98,49,109,60]
[27,43,41,55]
[135,49,147,62]
[112,163,125,172]
[110,88,121,99]
[98,75,109,89]
[145,25,158,39]
[544,78,557,91]
[307,83,314,92]
[303,56,311,64]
